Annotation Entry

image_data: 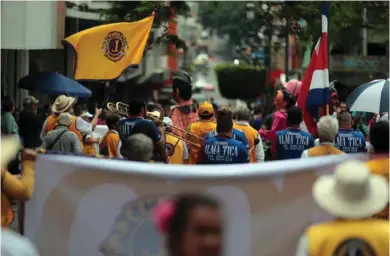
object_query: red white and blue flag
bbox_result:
[298,2,329,133]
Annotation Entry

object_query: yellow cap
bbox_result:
[199,101,214,116]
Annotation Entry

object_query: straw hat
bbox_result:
[313,161,389,219]
[52,95,76,113]
[1,136,20,169]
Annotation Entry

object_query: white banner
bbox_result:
[25,154,366,256]
[91,125,109,154]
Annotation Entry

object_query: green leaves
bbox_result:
[102,1,191,48]
[198,1,388,51]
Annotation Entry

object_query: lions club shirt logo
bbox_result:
[166,143,175,157]
[102,31,128,62]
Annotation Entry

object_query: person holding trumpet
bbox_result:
[163,117,189,164]
[117,99,168,162]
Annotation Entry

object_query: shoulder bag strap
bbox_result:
[47,130,68,150]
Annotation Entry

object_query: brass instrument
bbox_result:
[105,101,202,147]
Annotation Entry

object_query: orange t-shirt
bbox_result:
[99,130,120,158]
[186,120,216,164]
[234,123,259,163]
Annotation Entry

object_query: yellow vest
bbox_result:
[308,144,344,157]
[234,123,258,163]
[366,157,389,219]
[187,120,216,164]
[83,135,97,156]
[307,219,389,256]
[166,133,184,164]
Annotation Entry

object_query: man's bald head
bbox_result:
[337,111,352,129]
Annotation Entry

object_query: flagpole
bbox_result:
[325,1,330,116]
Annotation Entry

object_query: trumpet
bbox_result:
[106,101,203,147]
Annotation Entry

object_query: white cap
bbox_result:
[163,117,172,126]
[80,112,93,118]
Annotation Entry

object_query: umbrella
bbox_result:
[346,79,389,114]
[18,72,92,97]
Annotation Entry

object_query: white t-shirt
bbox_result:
[1,229,39,256]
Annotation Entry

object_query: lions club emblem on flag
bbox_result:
[102,31,128,62]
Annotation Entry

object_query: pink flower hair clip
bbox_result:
[153,199,176,233]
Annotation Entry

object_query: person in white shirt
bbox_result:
[1,229,39,256]
[40,95,102,141]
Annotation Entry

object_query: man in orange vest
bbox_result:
[40,95,102,148]
[234,107,264,163]
[186,101,216,164]
[296,161,389,256]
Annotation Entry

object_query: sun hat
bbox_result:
[80,111,93,118]
[52,95,76,113]
[199,101,214,116]
[1,136,20,169]
[313,160,388,219]
[57,112,73,126]
[23,95,39,105]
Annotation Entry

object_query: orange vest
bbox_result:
[166,133,184,164]
[234,123,258,163]
[187,120,216,164]
[307,219,389,256]
[83,136,97,156]
[366,157,389,219]
[307,144,344,157]
[45,114,83,145]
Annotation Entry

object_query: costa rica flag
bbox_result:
[298,2,330,133]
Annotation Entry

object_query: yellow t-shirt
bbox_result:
[234,123,258,163]
[187,120,216,164]
[366,157,389,219]
[166,133,184,164]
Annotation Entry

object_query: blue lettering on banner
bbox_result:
[205,142,239,162]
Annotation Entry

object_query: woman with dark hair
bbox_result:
[153,194,223,256]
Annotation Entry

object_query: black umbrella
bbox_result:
[346,79,389,114]
[19,72,92,97]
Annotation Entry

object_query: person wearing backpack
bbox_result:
[40,112,82,153]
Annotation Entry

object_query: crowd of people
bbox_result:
[1,69,389,255]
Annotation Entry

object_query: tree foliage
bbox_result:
[199,1,389,52]
[102,1,191,48]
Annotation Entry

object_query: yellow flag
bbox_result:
[63,15,155,80]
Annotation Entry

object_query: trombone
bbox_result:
[106,101,203,147]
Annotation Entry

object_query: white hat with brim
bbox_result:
[52,95,76,113]
[1,136,20,169]
[80,112,93,118]
[313,161,389,219]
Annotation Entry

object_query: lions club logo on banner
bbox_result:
[99,195,170,256]
[102,31,128,62]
